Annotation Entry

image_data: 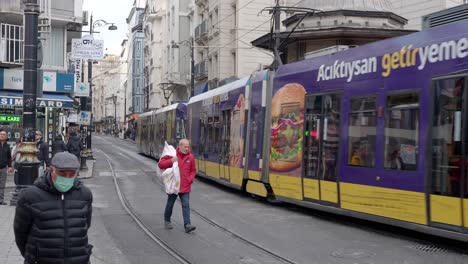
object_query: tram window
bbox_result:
[431,77,466,197]
[384,93,419,171]
[348,97,377,167]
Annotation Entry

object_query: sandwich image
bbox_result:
[270,83,306,172]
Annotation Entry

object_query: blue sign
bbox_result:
[0,68,74,93]
[56,73,74,92]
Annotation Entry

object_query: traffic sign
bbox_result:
[71,35,104,60]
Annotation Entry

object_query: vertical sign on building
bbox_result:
[74,59,82,89]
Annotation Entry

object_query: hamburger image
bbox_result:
[270,83,306,172]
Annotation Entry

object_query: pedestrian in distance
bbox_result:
[14,152,93,264]
[52,134,67,158]
[35,131,50,175]
[67,131,83,160]
[0,129,13,205]
[159,139,197,233]
[12,137,22,185]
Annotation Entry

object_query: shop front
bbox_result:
[0,68,76,152]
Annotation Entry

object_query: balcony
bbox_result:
[0,23,23,66]
[194,60,208,79]
[194,20,208,42]
[194,0,207,7]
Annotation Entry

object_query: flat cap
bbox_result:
[51,152,80,170]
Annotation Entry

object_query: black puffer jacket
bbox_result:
[51,139,67,158]
[14,171,93,264]
[67,135,83,158]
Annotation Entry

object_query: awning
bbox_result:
[0,90,75,108]
[194,81,208,96]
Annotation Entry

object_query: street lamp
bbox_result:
[80,14,117,167]
[171,38,195,98]
[12,0,41,205]
[113,94,117,135]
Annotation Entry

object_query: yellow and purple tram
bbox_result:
[139,20,468,241]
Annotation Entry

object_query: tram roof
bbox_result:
[154,102,185,114]
[188,76,250,104]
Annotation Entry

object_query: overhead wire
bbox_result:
[165,0,304,80]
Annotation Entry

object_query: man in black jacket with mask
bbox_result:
[14,152,93,264]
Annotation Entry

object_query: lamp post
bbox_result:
[113,95,117,135]
[12,0,40,205]
[80,14,117,166]
[171,38,195,98]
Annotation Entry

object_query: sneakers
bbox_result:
[184,224,196,233]
[164,222,173,229]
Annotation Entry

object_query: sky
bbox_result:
[82,0,143,56]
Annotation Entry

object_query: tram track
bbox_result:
[95,136,298,264]
[95,148,192,264]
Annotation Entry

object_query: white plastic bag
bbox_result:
[160,141,176,158]
[158,142,180,194]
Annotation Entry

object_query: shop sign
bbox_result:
[3,69,23,90]
[0,97,73,108]
[77,111,91,125]
[67,113,78,123]
[42,71,57,92]
[74,59,82,89]
[0,69,74,93]
[75,82,90,97]
[71,35,104,60]
[0,114,21,123]
[56,73,74,92]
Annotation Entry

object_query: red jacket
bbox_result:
[158,148,196,193]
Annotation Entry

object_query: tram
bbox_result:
[140,19,468,242]
[136,103,187,159]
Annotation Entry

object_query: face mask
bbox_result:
[54,175,76,193]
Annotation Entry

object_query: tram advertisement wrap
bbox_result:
[229,94,245,167]
[270,83,306,174]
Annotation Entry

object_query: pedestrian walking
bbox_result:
[67,131,83,160]
[35,131,49,175]
[0,129,13,205]
[52,134,67,158]
[14,152,93,264]
[12,138,22,185]
[158,139,197,233]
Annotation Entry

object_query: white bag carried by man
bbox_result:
[158,141,180,194]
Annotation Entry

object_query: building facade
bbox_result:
[253,0,417,64]
[144,0,192,109]
[390,0,465,29]
[193,0,273,93]
[0,0,84,149]
[90,55,126,133]
[127,6,145,113]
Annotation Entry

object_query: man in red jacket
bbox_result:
[158,139,196,233]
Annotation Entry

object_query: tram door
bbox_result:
[219,109,231,182]
[198,113,207,174]
[430,76,468,229]
[302,93,342,205]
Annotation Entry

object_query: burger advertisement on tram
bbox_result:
[269,83,306,174]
